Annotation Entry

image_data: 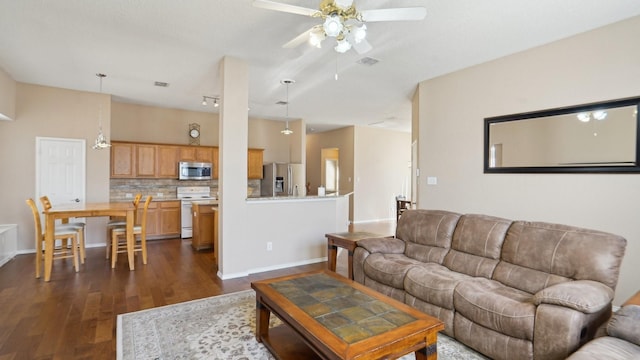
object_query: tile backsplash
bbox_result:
[110,178,261,200]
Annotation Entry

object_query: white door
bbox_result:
[36,137,86,206]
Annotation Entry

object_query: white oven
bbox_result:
[177,186,216,238]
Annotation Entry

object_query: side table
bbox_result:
[325,231,393,279]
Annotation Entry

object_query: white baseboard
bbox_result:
[217,257,327,280]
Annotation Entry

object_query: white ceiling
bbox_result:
[2,1,640,133]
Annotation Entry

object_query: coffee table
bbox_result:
[251,270,444,360]
[326,231,393,279]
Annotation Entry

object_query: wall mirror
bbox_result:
[484,97,640,173]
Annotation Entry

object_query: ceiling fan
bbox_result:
[252,0,427,54]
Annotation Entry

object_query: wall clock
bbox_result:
[188,123,200,145]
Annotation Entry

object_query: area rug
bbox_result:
[117,289,488,360]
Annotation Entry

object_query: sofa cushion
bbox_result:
[404,263,471,310]
[443,214,511,278]
[397,210,461,264]
[496,221,626,293]
[566,336,640,360]
[607,305,640,346]
[454,278,536,340]
[362,253,423,289]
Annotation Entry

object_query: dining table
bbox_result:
[43,201,136,281]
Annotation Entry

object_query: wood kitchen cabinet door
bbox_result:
[139,201,159,236]
[135,144,157,177]
[247,148,264,179]
[211,147,219,179]
[110,142,135,178]
[157,145,180,178]
[159,201,180,236]
[192,204,217,255]
[180,146,214,163]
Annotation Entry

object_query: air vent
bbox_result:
[357,57,379,66]
[154,81,169,87]
[276,101,288,105]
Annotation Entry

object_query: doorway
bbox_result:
[36,137,86,205]
[321,148,339,194]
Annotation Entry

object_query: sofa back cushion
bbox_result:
[494,221,627,294]
[442,214,512,278]
[397,210,461,264]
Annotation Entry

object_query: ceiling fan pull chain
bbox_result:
[335,55,339,81]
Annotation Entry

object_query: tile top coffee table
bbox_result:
[251,269,444,360]
[326,231,393,279]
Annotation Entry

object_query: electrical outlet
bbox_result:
[267,242,273,251]
[156,192,164,197]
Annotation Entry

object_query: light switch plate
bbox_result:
[427,177,438,185]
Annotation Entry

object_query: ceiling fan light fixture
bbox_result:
[334,39,352,53]
[352,24,367,43]
[309,29,325,48]
[323,15,343,37]
[334,0,353,10]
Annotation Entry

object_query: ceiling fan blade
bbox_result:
[283,27,315,49]
[252,0,319,17]
[352,38,372,55]
[360,7,427,22]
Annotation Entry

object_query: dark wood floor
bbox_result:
[0,221,394,359]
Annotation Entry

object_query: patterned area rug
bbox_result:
[117,289,488,360]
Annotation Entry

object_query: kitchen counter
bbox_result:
[110,196,179,202]
[247,192,352,202]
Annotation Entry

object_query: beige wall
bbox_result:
[306,126,411,223]
[306,127,355,196]
[354,126,411,222]
[0,67,16,120]
[416,16,640,304]
[111,101,302,163]
[0,83,111,251]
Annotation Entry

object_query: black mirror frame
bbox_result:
[484,96,640,174]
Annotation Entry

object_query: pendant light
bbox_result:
[281,79,294,135]
[92,73,111,150]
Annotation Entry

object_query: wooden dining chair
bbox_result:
[40,196,86,263]
[109,195,152,268]
[105,193,142,259]
[26,198,81,278]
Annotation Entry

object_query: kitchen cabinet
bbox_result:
[110,142,135,178]
[110,141,255,180]
[180,146,215,163]
[211,147,219,179]
[157,145,180,178]
[159,201,181,236]
[139,200,180,239]
[135,144,157,177]
[191,203,218,257]
[247,148,264,179]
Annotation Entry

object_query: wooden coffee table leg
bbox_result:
[255,298,271,342]
[415,331,438,360]
[327,242,337,272]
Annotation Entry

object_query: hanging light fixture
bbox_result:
[92,73,111,150]
[280,79,295,135]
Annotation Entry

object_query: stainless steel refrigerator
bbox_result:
[261,163,305,196]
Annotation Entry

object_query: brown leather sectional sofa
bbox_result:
[353,209,627,360]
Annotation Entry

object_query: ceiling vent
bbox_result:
[357,57,380,66]
[276,101,288,105]
[154,81,169,87]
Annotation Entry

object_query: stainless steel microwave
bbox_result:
[179,161,212,180]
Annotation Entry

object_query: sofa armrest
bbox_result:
[356,237,405,254]
[534,280,614,314]
[607,304,640,346]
